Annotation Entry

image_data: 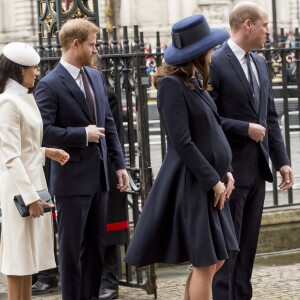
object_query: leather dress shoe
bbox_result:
[32,280,59,295]
[99,288,119,299]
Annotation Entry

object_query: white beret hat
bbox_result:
[2,42,40,66]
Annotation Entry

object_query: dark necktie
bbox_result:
[80,69,96,122]
[245,53,260,113]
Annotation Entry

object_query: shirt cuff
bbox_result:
[85,127,89,146]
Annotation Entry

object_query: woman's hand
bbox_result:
[46,148,70,165]
[28,200,54,218]
[225,172,235,199]
[212,181,226,210]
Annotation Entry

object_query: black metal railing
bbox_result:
[99,25,164,298]
[35,1,300,293]
[36,1,160,297]
[254,28,300,208]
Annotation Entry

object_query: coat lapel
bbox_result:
[195,87,220,116]
[224,44,258,115]
[84,67,103,125]
[167,75,221,123]
[57,63,94,123]
[251,53,264,116]
[193,76,221,122]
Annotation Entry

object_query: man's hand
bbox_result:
[46,148,70,165]
[279,165,294,191]
[116,169,129,192]
[248,123,266,143]
[87,125,105,143]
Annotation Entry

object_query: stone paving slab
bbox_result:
[1,256,300,300]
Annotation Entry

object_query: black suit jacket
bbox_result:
[35,63,126,196]
[210,43,290,186]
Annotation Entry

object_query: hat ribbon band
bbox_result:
[172,19,211,49]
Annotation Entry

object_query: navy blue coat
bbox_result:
[35,63,126,196]
[125,76,239,267]
[210,43,290,186]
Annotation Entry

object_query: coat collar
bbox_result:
[193,75,221,123]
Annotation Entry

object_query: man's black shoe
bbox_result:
[99,288,119,299]
[32,281,59,295]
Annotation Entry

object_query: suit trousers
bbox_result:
[213,172,265,300]
[56,182,108,300]
[100,245,119,290]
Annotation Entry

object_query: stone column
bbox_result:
[289,0,300,30]
[98,0,106,29]
[167,0,182,24]
[181,0,198,17]
[196,0,232,29]
[120,0,132,26]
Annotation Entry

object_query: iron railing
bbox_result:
[99,25,164,297]
[36,2,300,296]
[36,1,162,296]
[254,29,300,208]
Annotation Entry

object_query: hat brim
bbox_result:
[164,29,229,65]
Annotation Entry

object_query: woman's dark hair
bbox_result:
[153,52,211,91]
[0,54,25,93]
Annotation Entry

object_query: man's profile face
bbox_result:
[250,11,269,49]
[77,32,97,67]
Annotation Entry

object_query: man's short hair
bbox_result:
[59,18,99,50]
[229,2,262,30]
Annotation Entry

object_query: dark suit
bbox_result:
[35,63,126,300]
[210,43,290,299]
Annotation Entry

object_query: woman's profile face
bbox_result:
[22,65,39,89]
[206,49,214,64]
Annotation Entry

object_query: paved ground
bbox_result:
[1,250,300,300]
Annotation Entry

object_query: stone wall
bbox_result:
[0,0,37,49]
[257,206,300,253]
[1,0,299,49]
[119,0,300,46]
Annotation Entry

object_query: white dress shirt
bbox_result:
[227,39,260,87]
[60,59,96,144]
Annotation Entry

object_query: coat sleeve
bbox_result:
[263,61,290,170]
[106,85,122,137]
[34,79,87,148]
[0,98,39,206]
[157,77,220,191]
[104,94,126,171]
[97,75,126,171]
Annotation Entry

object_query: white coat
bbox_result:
[0,79,56,275]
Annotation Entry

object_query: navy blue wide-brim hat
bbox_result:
[164,15,230,66]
